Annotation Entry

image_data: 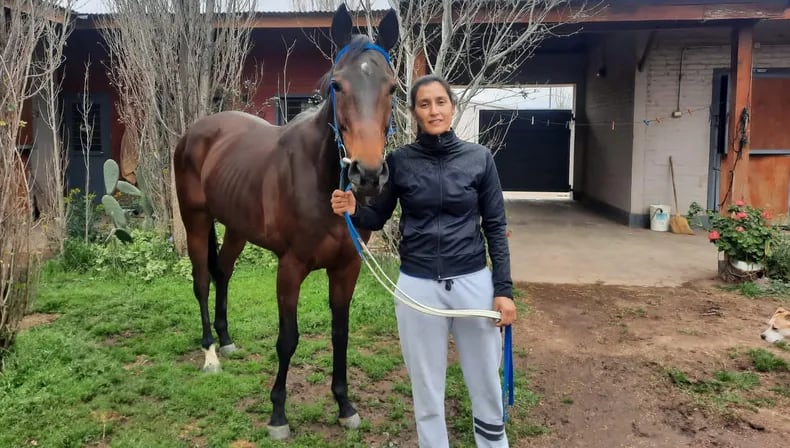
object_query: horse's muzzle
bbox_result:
[347,160,389,201]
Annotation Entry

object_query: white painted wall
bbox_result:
[634,28,790,217]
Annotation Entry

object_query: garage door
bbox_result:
[479,109,572,192]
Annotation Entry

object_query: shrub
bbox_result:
[766,232,790,282]
[706,201,777,264]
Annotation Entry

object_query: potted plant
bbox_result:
[706,200,777,273]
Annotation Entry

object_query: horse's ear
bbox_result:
[375,8,399,53]
[331,3,353,50]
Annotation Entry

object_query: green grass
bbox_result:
[667,344,790,415]
[0,258,543,447]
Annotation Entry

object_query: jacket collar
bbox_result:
[415,128,462,153]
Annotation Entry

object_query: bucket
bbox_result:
[649,205,670,231]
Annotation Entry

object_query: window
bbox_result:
[65,94,108,154]
[276,95,317,124]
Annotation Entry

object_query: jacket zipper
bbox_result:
[437,156,443,280]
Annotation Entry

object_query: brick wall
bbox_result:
[634,28,790,219]
[581,33,639,217]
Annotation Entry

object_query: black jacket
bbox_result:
[351,129,513,299]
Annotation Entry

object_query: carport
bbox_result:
[505,200,718,286]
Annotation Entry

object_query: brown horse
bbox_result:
[172,4,399,440]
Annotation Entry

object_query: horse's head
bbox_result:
[328,4,399,198]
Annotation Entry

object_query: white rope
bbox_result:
[356,235,503,320]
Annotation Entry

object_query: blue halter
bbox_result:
[328,42,396,192]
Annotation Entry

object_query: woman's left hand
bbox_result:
[493,296,516,327]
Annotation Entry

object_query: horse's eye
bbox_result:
[331,80,342,92]
[389,85,396,95]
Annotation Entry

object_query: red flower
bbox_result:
[762,211,772,219]
[735,200,745,206]
[736,226,744,232]
[708,230,720,241]
[735,211,747,220]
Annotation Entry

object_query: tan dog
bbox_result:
[761,307,790,344]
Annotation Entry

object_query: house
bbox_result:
[39,0,790,226]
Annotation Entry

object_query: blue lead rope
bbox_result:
[502,325,514,422]
[330,39,514,426]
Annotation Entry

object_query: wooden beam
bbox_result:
[720,25,754,209]
[413,47,427,80]
[76,2,788,30]
[3,0,67,23]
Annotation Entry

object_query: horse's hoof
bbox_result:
[339,413,361,429]
[201,363,222,374]
[219,343,238,356]
[267,424,291,440]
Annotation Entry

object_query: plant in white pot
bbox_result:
[706,200,777,277]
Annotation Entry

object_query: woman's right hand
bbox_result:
[331,189,357,216]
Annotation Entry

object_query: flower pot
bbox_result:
[728,258,763,272]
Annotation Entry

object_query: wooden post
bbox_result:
[413,47,427,81]
[719,25,753,210]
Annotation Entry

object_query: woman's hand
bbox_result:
[493,296,516,327]
[331,189,357,216]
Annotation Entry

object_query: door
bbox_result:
[479,109,573,192]
[64,93,111,202]
[748,75,790,224]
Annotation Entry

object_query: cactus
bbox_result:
[102,159,141,243]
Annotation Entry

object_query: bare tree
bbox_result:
[292,0,589,144]
[77,61,95,242]
[100,0,258,254]
[31,5,72,253]
[291,0,588,253]
[0,0,72,367]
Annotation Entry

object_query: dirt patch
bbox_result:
[18,313,59,331]
[516,281,790,448]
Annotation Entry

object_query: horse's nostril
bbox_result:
[348,161,387,188]
[761,334,767,340]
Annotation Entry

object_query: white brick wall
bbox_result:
[634,28,790,216]
[583,33,638,212]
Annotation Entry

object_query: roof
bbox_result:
[70,0,392,15]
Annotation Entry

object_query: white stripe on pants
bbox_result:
[395,267,509,448]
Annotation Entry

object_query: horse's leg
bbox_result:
[210,227,245,356]
[268,255,308,440]
[183,212,220,373]
[328,260,363,429]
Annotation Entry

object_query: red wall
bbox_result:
[247,28,332,122]
[58,27,332,162]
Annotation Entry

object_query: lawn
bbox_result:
[0,256,539,447]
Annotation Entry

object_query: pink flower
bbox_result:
[736,226,744,232]
[762,211,772,219]
[506,230,512,238]
[708,230,720,241]
[735,200,745,207]
[736,211,747,220]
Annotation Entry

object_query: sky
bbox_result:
[69,0,393,14]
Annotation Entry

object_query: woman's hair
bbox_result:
[409,74,457,111]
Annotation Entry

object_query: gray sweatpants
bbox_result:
[395,267,509,448]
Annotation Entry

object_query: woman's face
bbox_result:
[412,81,454,135]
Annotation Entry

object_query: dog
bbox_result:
[761,307,790,344]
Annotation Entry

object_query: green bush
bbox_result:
[766,232,790,282]
[60,224,279,282]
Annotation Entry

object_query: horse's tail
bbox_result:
[207,221,220,283]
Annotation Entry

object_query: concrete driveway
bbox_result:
[505,200,719,287]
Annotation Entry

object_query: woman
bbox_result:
[330,74,516,448]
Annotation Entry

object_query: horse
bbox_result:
[172,3,399,440]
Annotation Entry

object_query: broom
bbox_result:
[669,156,694,235]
